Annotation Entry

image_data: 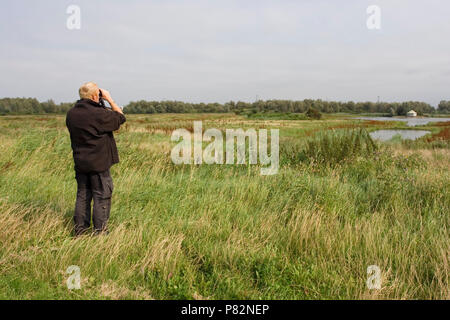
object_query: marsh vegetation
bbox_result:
[0,114,448,299]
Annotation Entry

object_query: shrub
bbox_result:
[305,129,378,166]
[305,108,322,120]
[282,129,378,166]
[247,112,308,120]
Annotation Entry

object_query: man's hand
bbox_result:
[100,88,123,115]
[100,88,113,103]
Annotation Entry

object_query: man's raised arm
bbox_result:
[97,88,126,132]
[100,88,124,115]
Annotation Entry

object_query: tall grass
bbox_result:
[304,129,377,165]
[281,128,378,166]
[0,115,448,299]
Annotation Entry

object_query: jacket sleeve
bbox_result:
[96,109,126,133]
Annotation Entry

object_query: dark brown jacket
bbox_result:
[66,99,126,173]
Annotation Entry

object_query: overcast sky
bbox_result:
[1,0,449,106]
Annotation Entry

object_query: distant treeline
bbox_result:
[1,97,449,115]
[0,98,72,114]
[438,100,450,113]
[123,99,449,115]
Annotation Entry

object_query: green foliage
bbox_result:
[438,100,450,113]
[124,100,231,114]
[0,98,72,114]
[0,97,440,115]
[0,114,448,299]
[246,112,308,120]
[283,129,378,166]
[305,108,322,120]
[123,99,437,115]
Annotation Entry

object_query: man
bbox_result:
[66,82,126,236]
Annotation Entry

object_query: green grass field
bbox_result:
[0,113,448,299]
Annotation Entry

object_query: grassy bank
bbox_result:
[0,114,448,299]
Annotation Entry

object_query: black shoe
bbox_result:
[93,229,109,236]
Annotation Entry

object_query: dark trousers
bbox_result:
[74,169,114,235]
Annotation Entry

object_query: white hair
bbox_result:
[78,82,98,99]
